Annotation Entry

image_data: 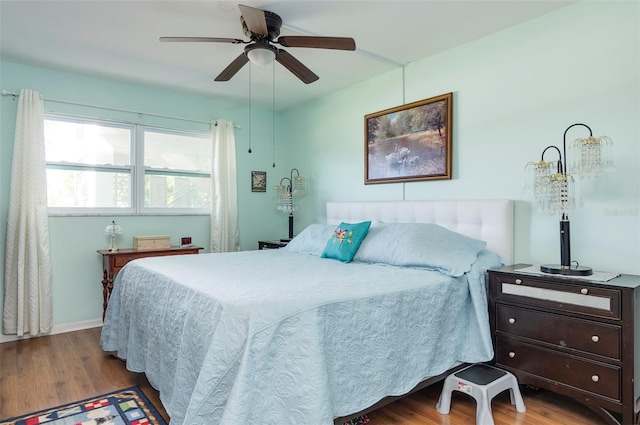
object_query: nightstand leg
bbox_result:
[101,269,113,321]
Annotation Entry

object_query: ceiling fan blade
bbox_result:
[238,4,268,36]
[214,53,250,81]
[277,36,356,51]
[160,37,246,44]
[276,49,319,84]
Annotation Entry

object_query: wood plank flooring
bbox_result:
[0,327,607,424]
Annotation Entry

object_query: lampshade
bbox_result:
[246,45,276,65]
[570,135,614,178]
[292,174,306,196]
[104,220,122,236]
[540,172,580,216]
[525,160,581,216]
[274,184,295,214]
[524,159,556,201]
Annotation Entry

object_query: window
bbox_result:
[44,115,211,215]
[142,129,211,211]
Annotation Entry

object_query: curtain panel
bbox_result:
[3,89,53,337]
[210,120,240,253]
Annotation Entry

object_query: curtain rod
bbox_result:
[1,89,241,129]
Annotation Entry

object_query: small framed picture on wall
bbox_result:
[251,171,267,192]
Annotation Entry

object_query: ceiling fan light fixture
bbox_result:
[245,43,277,65]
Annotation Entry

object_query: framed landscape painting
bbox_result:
[364,92,452,184]
[251,171,266,192]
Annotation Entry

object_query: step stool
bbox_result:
[436,363,526,425]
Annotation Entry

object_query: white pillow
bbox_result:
[282,224,336,256]
[353,222,487,277]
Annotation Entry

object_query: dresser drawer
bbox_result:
[496,305,621,359]
[493,273,620,320]
[496,336,621,401]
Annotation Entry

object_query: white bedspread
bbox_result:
[100,249,499,424]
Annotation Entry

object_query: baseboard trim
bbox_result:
[0,318,103,343]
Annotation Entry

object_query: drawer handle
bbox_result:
[514,278,522,284]
[592,375,599,383]
[591,335,599,343]
[508,318,516,324]
[581,288,589,295]
[508,352,516,358]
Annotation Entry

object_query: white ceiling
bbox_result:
[0,1,576,110]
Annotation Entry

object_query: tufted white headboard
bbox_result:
[326,199,514,265]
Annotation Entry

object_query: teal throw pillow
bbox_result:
[321,221,372,263]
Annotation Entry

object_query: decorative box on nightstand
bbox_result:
[487,264,640,425]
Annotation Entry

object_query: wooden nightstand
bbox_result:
[98,246,202,320]
[488,264,640,425]
[258,240,288,250]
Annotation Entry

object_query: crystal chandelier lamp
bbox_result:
[525,123,613,276]
[104,220,123,252]
[273,168,306,240]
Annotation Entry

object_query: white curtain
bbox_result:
[210,120,240,253]
[3,89,52,336]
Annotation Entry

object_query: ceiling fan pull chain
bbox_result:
[248,64,252,154]
[272,61,276,168]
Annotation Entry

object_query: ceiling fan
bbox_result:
[160,4,356,84]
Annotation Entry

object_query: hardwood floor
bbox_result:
[0,327,607,424]
[0,327,168,422]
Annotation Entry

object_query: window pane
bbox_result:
[47,169,131,208]
[145,174,210,208]
[144,130,211,172]
[44,119,131,166]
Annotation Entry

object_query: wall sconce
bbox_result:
[525,123,613,276]
[273,168,305,240]
[105,220,123,252]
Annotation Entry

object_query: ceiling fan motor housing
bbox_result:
[241,10,282,40]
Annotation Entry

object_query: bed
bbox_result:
[100,199,514,425]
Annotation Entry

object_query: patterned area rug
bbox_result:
[1,386,167,425]
[344,414,370,425]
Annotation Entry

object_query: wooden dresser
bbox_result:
[488,264,640,425]
[97,246,202,320]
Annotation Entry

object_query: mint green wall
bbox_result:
[281,1,640,275]
[1,1,639,333]
[0,61,287,331]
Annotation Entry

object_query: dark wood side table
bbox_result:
[488,264,640,425]
[258,240,289,250]
[97,246,202,320]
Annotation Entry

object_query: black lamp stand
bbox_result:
[286,214,294,241]
[540,215,592,276]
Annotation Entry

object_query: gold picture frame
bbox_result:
[365,92,452,184]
